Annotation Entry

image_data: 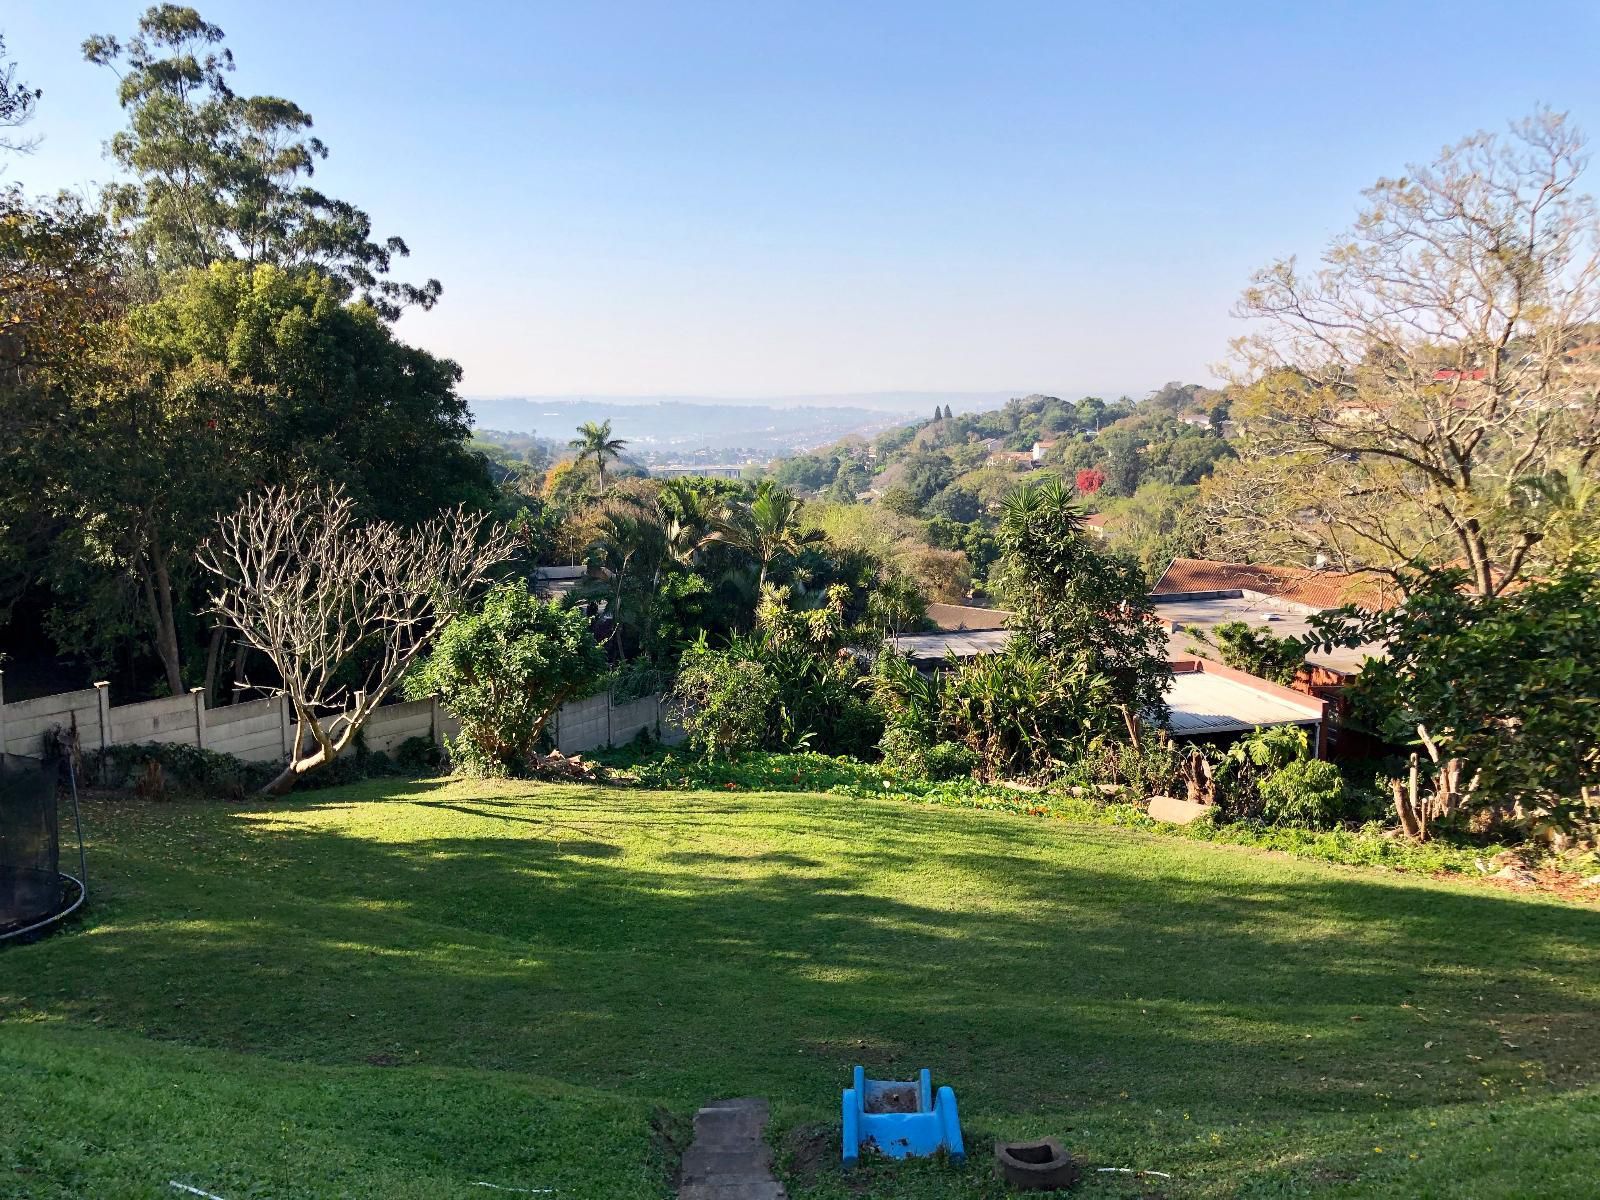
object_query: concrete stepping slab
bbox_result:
[678,1097,787,1200]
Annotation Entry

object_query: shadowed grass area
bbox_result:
[2,777,1597,1198]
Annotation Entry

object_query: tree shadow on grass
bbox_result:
[6,786,1599,1143]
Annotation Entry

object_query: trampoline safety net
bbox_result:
[1,753,63,936]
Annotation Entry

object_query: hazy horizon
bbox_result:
[464,389,1091,415]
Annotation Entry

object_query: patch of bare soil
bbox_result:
[781,1122,836,1189]
[865,1082,920,1114]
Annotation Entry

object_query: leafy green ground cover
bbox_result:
[3,777,1597,1198]
[604,748,1519,875]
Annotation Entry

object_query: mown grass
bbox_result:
[2,776,1597,1198]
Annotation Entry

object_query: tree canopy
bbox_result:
[84,5,438,318]
[1218,110,1600,595]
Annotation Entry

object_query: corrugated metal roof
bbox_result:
[1163,670,1322,736]
[1154,595,1384,676]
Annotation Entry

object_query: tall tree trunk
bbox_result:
[228,640,250,702]
[202,627,225,706]
[137,534,184,697]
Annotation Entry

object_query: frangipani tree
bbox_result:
[200,484,515,793]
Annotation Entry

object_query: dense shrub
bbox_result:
[1257,758,1348,829]
[93,735,419,799]
[407,581,607,776]
[879,726,977,781]
[393,736,445,775]
[95,742,275,799]
[924,741,981,781]
[1313,558,1600,837]
[669,635,881,759]
[669,645,782,758]
[873,643,1120,781]
[1212,725,1311,820]
[1202,620,1306,685]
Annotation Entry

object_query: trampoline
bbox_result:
[0,752,87,943]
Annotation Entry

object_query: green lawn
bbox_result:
[3,778,1597,1199]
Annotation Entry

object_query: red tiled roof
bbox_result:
[1152,557,1397,611]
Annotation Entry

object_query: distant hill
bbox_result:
[465,396,991,454]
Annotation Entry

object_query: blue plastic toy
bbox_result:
[840,1065,964,1167]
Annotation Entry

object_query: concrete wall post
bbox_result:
[94,681,112,782]
[191,687,208,748]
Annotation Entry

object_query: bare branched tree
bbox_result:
[1221,109,1600,595]
[0,33,42,157]
[200,485,516,794]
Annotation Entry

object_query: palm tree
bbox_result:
[711,480,824,589]
[569,419,628,492]
[656,478,719,569]
[586,500,665,650]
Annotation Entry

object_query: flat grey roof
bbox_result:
[1163,670,1322,737]
[892,630,1013,661]
[1153,595,1383,676]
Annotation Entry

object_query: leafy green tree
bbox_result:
[569,419,627,493]
[771,452,839,493]
[927,484,980,523]
[9,260,493,695]
[996,478,1172,738]
[1096,428,1144,496]
[823,460,870,503]
[83,5,437,318]
[0,189,123,621]
[902,450,956,504]
[877,484,922,517]
[407,581,606,776]
[1312,558,1600,835]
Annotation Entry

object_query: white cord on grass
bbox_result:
[169,1184,229,1200]
[1097,1166,1174,1179]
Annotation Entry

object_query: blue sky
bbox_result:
[6,1,1599,403]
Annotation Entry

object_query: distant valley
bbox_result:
[465,393,1021,456]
